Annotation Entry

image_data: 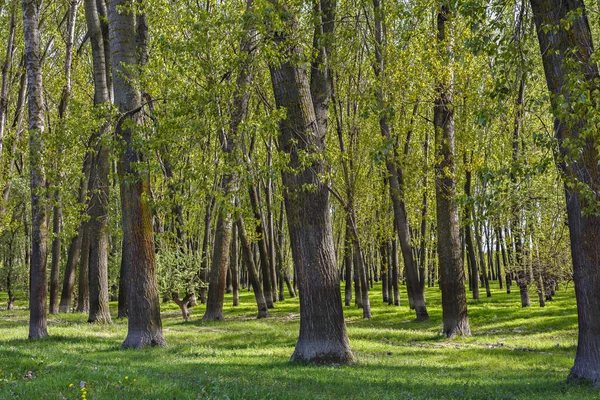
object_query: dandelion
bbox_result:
[125,376,129,380]
[69,383,73,388]
[133,379,137,383]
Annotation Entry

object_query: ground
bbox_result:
[0,282,595,399]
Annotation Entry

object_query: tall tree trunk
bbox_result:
[372,0,428,321]
[531,0,600,384]
[511,73,530,308]
[23,0,49,340]
[268,0,353,363]
[434,3,470,338]
[50,0,78,315]
[85,0,112,324]
[109,0,165,348]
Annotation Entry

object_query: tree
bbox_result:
[85,0,112,324]
[267,0,354,363]
[433,2,470,338]
[530,0,600,385]
[108,0,165,348]
[23,0,49,340]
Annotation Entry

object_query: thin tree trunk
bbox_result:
[237,215,269,318]
[464,167,479,299]
[344,222,353,306]
[248,184,274,308]
[372,0,427,321]
[0,7,16,170]
[199,198,215,304]
[391,238,400,306]
[231,222,239,306]
[475,219,491,297]
[495,227,503,290]
[117,238,129,318]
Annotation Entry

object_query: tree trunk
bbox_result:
[117,238,129,318]
[380,241,389,303]
[85,0,112,324]
[202,199,233,321]
[199,198,214,304]
[531,0,600,384]
[59,154,91,312]
[49,195,62,315]
[77,223,91,313]
[268,0,353,363]
[237,216,269,319]
[475,220,491,297]
[248,185,274,308]
[172,291,193,321]
[434,4,470,338]
[391,238,400,306]
[23,0,49,339]
[109,0,165,348]
[463,167,479,299]
[495,228,503,290]
[344,225,353,306]
[231,222,239,306]
[372,0,427,321]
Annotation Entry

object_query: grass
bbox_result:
[0,282,595,399]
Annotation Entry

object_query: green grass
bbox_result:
[0,283,595,399]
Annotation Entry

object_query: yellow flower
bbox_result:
[125,376,129,380]
[69,383,73,388]
[133,379,136,383]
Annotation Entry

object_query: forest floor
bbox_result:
[0,283,596,399]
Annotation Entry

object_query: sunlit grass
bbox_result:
[0,282,595,399]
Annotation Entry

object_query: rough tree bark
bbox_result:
[530,0,600,385]
[23,0,49,339]
[433,3,470,338]
[83,0,113,324]
[268,0,354,363]
[108,0,165,348]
